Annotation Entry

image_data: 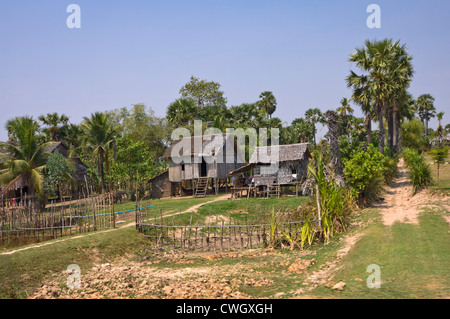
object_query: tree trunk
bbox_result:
[388,109,393,152]
[365,113,372,146]
[392,102,399,154]
[326,111,344,179]
[99,151,105,194]
[378,103,385,155]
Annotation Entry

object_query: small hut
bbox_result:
[162,133,244,196]
[249,143,311,186]
[148,170,180,199]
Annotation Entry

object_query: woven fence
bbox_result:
[136,208,317,252]
[0,192,143,247]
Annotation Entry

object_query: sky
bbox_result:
[1,0,449,142]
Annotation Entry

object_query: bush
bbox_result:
[401,119,425,151]
[344,145,385,202]
[382,155,399,185]
[402,147,419,167]
[402,148,434,194]
[309,152,354,241]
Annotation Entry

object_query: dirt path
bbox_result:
[377,159,449,226]
[0,195,231,256]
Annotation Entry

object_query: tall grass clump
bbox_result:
[402,148,434,194]
[308,152,354,242]
[382,155,399,185]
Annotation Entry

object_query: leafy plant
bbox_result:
[402,148,434,194]
[428,146,448,187]
[343,145,385,201]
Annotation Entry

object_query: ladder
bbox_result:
[194,177,209,197]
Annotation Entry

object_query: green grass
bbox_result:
[311,208,450,299]
[0,227,148,298]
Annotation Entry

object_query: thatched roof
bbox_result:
[42,141,69,156]
[249,143,311,164]
[0,174,29,196]
[163,133,236,158]
[227,163,256,177]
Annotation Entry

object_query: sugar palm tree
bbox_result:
[166,98,198,128]
[81,112,119,193]
[258,91,277,119]
[0,117,54,196]
[347,74,375,146]
[305,108,324,146]
[416,94,436,136]
[348,39,413,154]
[38,113,70,142]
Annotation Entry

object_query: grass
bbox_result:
[0,226,148,298]
[1,163,449,299]
[311,208,450,299]
[425,152,450,195]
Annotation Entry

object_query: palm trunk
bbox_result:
[388,109,393,152]
[365,113,372,145]
[392,102,399,154]
[378,103,385,155]
[99,151,105,194]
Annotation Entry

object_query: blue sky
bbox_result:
[1,0,449,141]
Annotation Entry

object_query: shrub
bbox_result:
[308,152,354,242]
[402,147,419,167]
[382,155,399,185]
[401,119,425,151]
[343,145,385,201]
[402,148,434,194]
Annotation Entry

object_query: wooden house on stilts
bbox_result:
[161,133,244,197]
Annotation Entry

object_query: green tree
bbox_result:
[0,117,54,196]
[416,94,436,136]
[81,112,119,193]
[179,76,227,108]
[44,150,73,198]
[429,147,448,187]
[347,39,414,154]
[400,118,425,151]
[305,108,324,146]
[109,135,164,191]
[38,113,70,142]
[166,98,198,128]
[257,91,277,119]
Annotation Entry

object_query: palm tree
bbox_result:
[81,112,119,193]
[166,98,198,128]
[348,75,375,146]
[416,94,436,136]
[348,39,413,154]
[38,113,70,142]
[258,91,277,119]
[336,98,354,117]
[305,108,324,146]
[0,117,54,196]
[437,112,444,127]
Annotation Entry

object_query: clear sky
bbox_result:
[1,0,449,141]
